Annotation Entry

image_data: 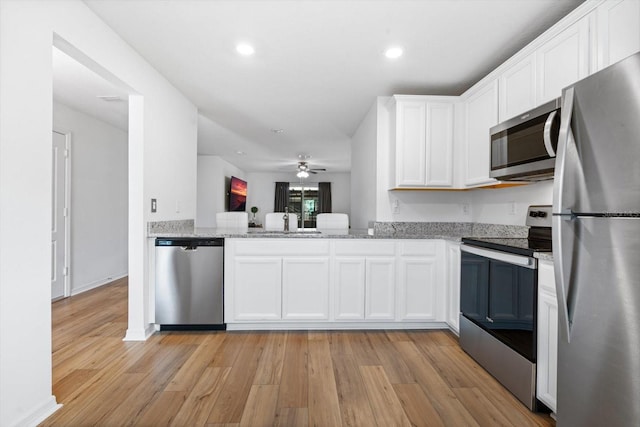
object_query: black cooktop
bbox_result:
[461,236,552,257]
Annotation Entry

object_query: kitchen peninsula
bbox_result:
[149,220,527,332]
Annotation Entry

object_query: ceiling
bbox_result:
[69,0,584,173]
[52,46,129,131]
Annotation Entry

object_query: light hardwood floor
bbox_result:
[42,277,555,427]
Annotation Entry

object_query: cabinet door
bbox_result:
[282,257,330,320]
[537,260,557,412]
[333,257,366,320]
[398,257,438,320]
[395,100,427,186]
[365,257,396,319]
[537,289,558,412]
[464,80,499,186]
[425,102,454,187]
[596,0,640,70]
[233,257,282,320]
[499,54,537,121]
[537,17,590,104]
[446,242,461,332]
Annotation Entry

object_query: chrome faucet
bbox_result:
[283,207,290,232]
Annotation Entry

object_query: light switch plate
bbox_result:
[151,198,157,213]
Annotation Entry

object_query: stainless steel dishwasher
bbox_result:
[155,237,225,330]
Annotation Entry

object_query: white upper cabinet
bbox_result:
[389,95,455,189]
[463,79,499,187]
[596,0,640,70]
[499,53,537,122]
[536,16,591,104]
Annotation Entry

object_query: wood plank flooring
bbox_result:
[42,277,555,426]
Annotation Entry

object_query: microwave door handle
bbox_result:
[543,110,558,157]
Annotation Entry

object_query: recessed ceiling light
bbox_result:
[236,43,255,56]
[385,47,403,59]
[236,150,246,155]
[270,128,284,134]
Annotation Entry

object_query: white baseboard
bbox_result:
[71,272,127,296]
[225,321,450,331]
[123,324,155,341]
[11,395,61,427]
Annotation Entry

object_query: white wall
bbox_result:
[196,155,246,227]
[471,181,553,225]
[246,172,351,226]
[53,102,128,294]
[350,100,378,229]
[0,2,198,426]
[384,181,553,225]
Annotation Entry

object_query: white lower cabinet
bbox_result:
[232,257,282,320]
[537,259,558,413]
[397,240,444,321]
[225,238,453,329]
[365,257,396,319]
[446,242,461,333]
[333,258,366,320]
[282,257,330,320]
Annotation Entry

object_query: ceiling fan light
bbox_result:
[297,170,309,178]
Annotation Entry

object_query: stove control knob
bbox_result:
[530,211,539,217]
[537,211,547,218]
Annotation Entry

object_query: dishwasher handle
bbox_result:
[156,238,224,247]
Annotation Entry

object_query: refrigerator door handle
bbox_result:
[553,214,573,342]
[543,110,558,157]
[553,87,575,215]
[553,86,576,342]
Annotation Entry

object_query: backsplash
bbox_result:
[147,219,194,235]
[373,222,528,238]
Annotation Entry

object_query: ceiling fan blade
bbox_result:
[310,168,326,172]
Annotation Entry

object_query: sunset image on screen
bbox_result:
[229,177,247,211]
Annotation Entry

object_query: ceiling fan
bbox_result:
[296,161,326,178]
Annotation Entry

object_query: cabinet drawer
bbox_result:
[538,259,556,295]
[334,240,396,256]
[234,239,330,256]
[398,240,438,256]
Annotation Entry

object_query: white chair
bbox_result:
[264,212,299,231]
[316,213,349,230]
[215,212,249,229]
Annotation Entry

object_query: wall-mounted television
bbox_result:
[229,176,247,212]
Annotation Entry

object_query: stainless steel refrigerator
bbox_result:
[553,51,640,426]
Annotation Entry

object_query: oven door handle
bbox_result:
[461,244,537,269]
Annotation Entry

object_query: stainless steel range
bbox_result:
[459,205,552,412]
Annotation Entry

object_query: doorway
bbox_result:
[52,43,130,299]
[288,184,319,228]
[51,130,70,300]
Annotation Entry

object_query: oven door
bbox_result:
[460,245,538,361]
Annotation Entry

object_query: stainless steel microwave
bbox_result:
[490,98,561,181]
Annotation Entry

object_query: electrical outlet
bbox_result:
[175,200,181,213]
[392,200,400,214]
[509,201,516,215]
[151,198,157,213]
[461,203,470,215]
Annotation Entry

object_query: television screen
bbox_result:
[229,176,247,211]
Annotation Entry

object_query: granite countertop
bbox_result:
[147,219,531,242]
[535,252,554,261]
